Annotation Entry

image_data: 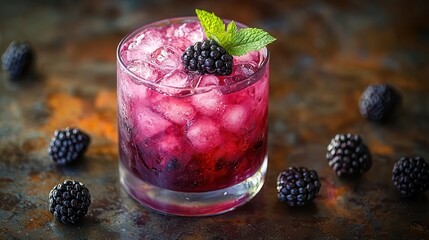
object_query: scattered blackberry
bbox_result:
[392,156,429,197]
[326,133,372,177]
[277,167,321,206]
[1,41,34,80]
[48,127,90,165]
[359,83,401,122]
[48,179,91,224]
[181,39,233,76]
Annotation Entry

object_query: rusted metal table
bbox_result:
[1,1,429,239]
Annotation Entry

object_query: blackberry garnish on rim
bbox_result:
[182,39,233,75]
[181,9,275,76]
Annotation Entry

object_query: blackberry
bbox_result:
[181,39,233,76]
[277,167,321,206]
[1,41,34,80]
[359,83,401,122]
[392,156,429,197]
[326,133,372,177]
[48,179,91,224]
[48,127,90,165]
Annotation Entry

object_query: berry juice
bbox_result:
[117,18,269,216]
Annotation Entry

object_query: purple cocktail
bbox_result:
[117,16,270,216]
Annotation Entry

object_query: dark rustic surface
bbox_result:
[1,0,429,239]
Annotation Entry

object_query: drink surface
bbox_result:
[118,19,269,192]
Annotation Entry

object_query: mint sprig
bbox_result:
[195,9,276,56]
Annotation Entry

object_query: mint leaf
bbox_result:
[195,9,276,56]
[214,32,231,50]
[212,21,237,50]
[228,28,276,56]
[195,9,225,40]
[226,21,237,35]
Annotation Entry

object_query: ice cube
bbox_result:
[223,63,258,86]
[167,37,193,51]
[172,23,188,37]
[172,22,204,43]
[233,63,257,77]
[144,131,192,171]
[222,104,249,132]
[153,97,196,124]
[151,46,181,69]
[158,133,181,153]
[134,106,172,138]
[130,83,150,100]
[234,50,260,65]
[156,70,194,95]
[191,89,224,116]
[121,49,151,63]
[164,22,203,50]
[165,24,177,38]
[194,75,220,88]
[127,59,160,83]
[158,70,188,87]
[118,68,151,101]
[133,29,164,53]
[186,117,221,151]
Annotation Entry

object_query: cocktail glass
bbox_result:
[117,17,269,216]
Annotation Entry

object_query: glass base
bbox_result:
[119,156,267,216]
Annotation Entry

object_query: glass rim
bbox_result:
[116,16,270,93]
